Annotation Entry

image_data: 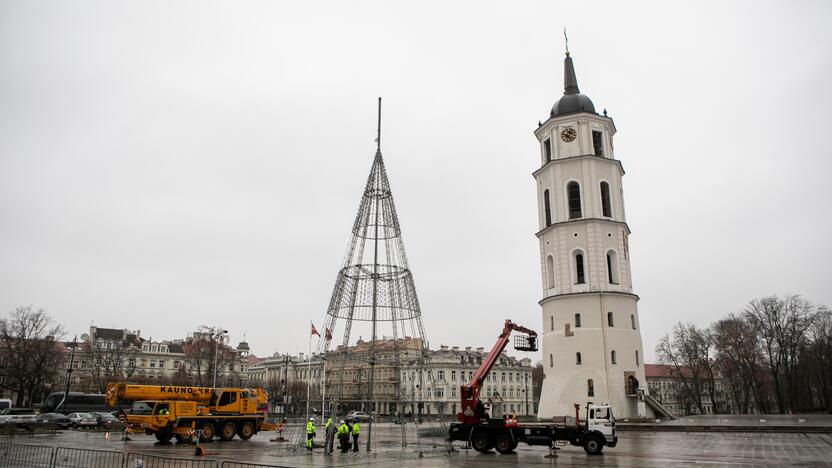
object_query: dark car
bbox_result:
[90,411,120,428]
[35,412,72,429]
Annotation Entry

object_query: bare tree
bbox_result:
[0,306,65,406]
[744,295,814,413]
[656,322,715,414]
[713,314,765,414]
[182,326,236,387]
[806,306,832,411]
[86,340,138,393]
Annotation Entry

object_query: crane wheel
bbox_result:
[471,432,493,453]
[494,434,515,454]
[237,422,255,440]
[198,423,215,442]
[220,422,236,441]
[154,431,173,443]
[583,434,604,455]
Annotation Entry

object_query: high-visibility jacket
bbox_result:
[351,423,360,435]
[306,421,315,434]
[325,418,332,431]
[337,423,350,436]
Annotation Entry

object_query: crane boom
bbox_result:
[458,319,537,424]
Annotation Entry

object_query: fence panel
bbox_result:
[53,447,124,468]
[221,462,294,468]
[127,452,219,468]
[0,442,53,467]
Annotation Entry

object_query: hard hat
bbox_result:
[340,419,345,423]
[309,417,314,421]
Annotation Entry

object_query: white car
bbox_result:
[67,412,98,428]
[0,408,37,426]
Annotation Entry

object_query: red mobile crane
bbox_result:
[448,319,618,455]
[458,319,538,425]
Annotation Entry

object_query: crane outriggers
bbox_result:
[106,383,274,443]
[447,320,618,455]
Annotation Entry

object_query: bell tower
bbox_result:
[534,48,650,419]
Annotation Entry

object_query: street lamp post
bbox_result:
[212,329,228,389]
[59,336,78,412]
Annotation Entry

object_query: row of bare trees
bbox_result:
[656,295,831,414]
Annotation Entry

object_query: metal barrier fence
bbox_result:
[0,442,54,467]
[53,447,125,468]
[125,453,219,468]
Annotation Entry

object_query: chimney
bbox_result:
[476,347,484,353]
[452,346,459,351]
[440,345,448,351]
[465,346,472,352]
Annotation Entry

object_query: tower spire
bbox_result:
[563,45,580,95]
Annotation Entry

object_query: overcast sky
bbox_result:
[2,1,830,363]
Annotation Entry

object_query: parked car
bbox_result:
[0,408,38,426]
[90,411,119,428]
[35,412,72,429]
[345,411,373,422]
[67,412,98,428]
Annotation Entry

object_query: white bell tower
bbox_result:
[534,48,651,419]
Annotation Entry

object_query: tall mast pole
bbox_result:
[366,96,381,452]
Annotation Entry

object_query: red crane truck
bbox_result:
[447,319,618,455]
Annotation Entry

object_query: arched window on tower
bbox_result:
[574,251,586,284]
[574,313,582,328]
[549,354,554,368]
[587,379,594,397]
[544,189,552,226]
[611,350,617,364]
[546,255,555,289]
[544,139,552,163]
[567,182,582,219]
[635,350,640,366]
[631,314,636,329]
[600,182,612,217]
[576,352,582,365]
[607,312,615,327]
[550,315,554,331]
[606,250,620,284]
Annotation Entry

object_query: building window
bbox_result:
[574,313,582,328]
[607,312,615,327]
[567,182,582,219]
[544,139,552,162]
[575,252,586,284]
[549,354,554,367]
[550,315,554,331]
[576,352,582,365]
[546,255,555,289]
[611,350,617,364]
[631,314,636,329]
[451,370,456,381]
[437,370,445,380]
[544,189,552,226]
[607,250,619,284]
[587,379,594,397]
[592,130,603,156]
[635,350,640,366]
[600,182,611,217]
[565,323,573,337]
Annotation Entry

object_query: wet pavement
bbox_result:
[4,424,832,467]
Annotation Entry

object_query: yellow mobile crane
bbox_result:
[106,383,274,443]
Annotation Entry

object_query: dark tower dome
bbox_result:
[550,52,596,118]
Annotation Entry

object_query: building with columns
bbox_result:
[534,49,651,419]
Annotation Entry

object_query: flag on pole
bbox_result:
[311,322,320,337]
[325,327,332,341]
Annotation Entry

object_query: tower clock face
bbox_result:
[560,128,577,142]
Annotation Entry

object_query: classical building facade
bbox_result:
[534,49,650,419]
[56,327,253,393]
[246,339,534,418]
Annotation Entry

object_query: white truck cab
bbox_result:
[586,404,617,448]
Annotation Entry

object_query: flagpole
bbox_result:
[306,323,313,421]
[321,352,327,419]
